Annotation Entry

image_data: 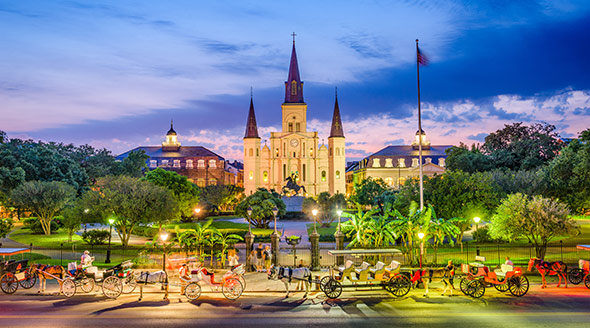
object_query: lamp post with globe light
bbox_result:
[271,206,279,265]
[105,217,115,264]
[310,208,320,270]
[311,209,319,234]
[159,231,169,290]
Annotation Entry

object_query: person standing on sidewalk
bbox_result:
[264,245,272,270]
[256,244,264,272]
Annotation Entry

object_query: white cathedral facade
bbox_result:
[243,40,346,196]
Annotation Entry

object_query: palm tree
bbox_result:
[389,202,433,265]
[341,205,379,248]
[428,217,460,264]
[214,231,244,267]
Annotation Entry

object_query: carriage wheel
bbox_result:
[80,277,95,293]
[459,277,470,295]
[387,275,411,297]
[494,281,510,292]
[508,275,529,297]
[584,274,590,289]
[102,276,122,299]
[467,280,485,298]
[324,279,343,299]
[0,273,18,294]
[237,275,246,291]
[222,278,243,300]
[122,275,137,294]
[319,276,331,293]
[185,282,202,301]
[568,269,584,285]
[19,269,37,289]
[62,278,76,298]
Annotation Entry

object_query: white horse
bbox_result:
[267,265,312,298]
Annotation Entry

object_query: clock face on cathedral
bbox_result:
[290,139,299,147]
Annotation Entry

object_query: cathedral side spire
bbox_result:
[244,94,260,138]
[285,35,304,103]
[329,89,344,138]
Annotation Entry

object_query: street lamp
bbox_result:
[312,209,318,234]
[418,232,425,269]
[336,209,343,233]
[194,207,201,215]
[105,217,115,264]
[272,206,279,233]
[247,206,253,233]
[473,216,481,232]
[160,231,168,272]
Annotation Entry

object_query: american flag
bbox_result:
[417,47,429,66]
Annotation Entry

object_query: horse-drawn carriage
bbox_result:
[459,256,529,298]
[0,248,36,294]
[182,264,246,301]
[63,259,136,299]
[569,245,590,289]
[318,249,412,299]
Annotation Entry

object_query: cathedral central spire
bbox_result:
[329,89,344,138]
[285,35,304,103]
[244,94,260,138]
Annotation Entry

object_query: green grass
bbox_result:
[163,220,275,236]
[9,227,83,248]
[306,222,338,236]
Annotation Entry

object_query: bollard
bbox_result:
[310,231,320,271]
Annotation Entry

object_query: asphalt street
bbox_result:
[2,279,590,328]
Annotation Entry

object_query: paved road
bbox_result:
[2,279,590,328]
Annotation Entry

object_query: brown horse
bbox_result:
[527,258,568,288]
[411,263,455,297]
[30,263,66,293]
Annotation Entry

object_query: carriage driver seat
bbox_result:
[384,260,401,278]
[353,262,371,281]
[494,264,514,278]
[337,260,354,280]
[369,261,386,280]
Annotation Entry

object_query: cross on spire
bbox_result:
[291,32,296,44]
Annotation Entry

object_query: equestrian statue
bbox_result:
[282,173,306,196]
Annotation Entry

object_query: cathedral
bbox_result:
[243,39,346,196]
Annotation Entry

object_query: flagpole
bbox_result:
[416,39,424,211]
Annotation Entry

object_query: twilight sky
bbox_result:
[1,0,589,161]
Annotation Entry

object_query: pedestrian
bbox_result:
[296,260,305,291]
[264,245,272,270]
[228,249,239,270]
[249,250,257,272]
[256,244,264,272]
[179,263,190,296]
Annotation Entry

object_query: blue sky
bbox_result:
[1,0,589,161]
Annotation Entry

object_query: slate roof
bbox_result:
[284,42,304,103]
[244,96,259,138]
[116,146,224,161]
[371,145,453,157]
[329,94,344,138]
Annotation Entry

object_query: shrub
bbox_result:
[473,226,494,243]
[82,230,111,245]
[0,218,13,238]
[133,225,160,239]
[23,218,59,234]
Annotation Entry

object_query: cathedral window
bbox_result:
[249,171,253,180]
[303,143,306,157]
[256,148,259,156]
[288,123,293,132]
[291,80,297,95]
[263,171,268,182]
[302,164,306,181]
[293,152,296,158]
[198,159,205,168]
[249,148,253,157]
[275,148,279,157]
[336,148,340,156]
[296,123,300,132]
[330,148,333,156]
[321,171,326,182]
[149,160,157,168]
[209,159,217,168]
[173,160,180,168]
[336,170,340,179]
[186,160,193,169]
[283,165,287,180]
[309,148,313,157]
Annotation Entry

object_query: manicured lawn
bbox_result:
[306,222,339,236]
[9,227,83,248]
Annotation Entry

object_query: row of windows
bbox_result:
[149,159,219,169]
[254,169,341,182]
[371,157,445,168]
[247,146,344,158]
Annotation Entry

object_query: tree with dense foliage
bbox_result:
[143,168,200,221]
[60,200,88,242]
[302,192,347,227]
[350,177,390,209]
[86,176,178,246]
[341,206,379,248]
[0,218,13,238]
[390,203,434,265]
[10,181,76,235]
[427,217,460,263]
[235,188,286,228]
[200,184,244,213]
[489,193,578,259]
[114,150,149,178]
[445,143,494,173]
[544,128,590,214]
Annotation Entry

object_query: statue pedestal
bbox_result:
[281,196,304,212]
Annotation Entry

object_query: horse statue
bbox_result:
[411,261,455,297]
[267,265,312,298]
[528,258,568,288]
[282,173,306,196]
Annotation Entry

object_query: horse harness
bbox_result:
[278,267,294,283]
